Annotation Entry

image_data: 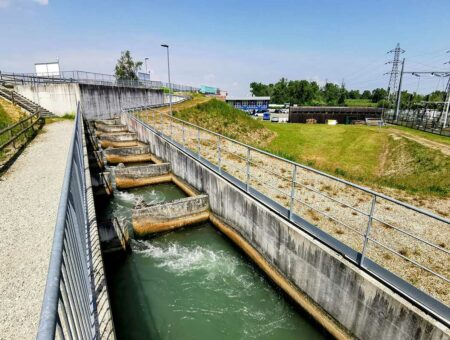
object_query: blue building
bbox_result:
[226,97,270,113]
[200,85,218,95]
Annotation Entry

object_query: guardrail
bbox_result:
[0,112,42,167]
[125,108,450,325]
[384,108,450,136]
[37,104,98,339]
[0,70,200,92]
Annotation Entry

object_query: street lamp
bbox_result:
[161,44,172,115]
[144,57,150,81]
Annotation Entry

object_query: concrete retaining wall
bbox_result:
[14,84,164,118]
[14,83,81,116]
[122,114,449,340]
[80,84,164,119]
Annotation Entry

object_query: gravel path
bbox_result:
[0,120,73,340]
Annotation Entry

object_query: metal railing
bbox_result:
[0,70,200,92]
[124,108,450,325]
[37,104,98,339]
[0,112,42,168]
[384,107,450,136]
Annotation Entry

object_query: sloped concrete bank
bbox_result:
[122,114,449,340]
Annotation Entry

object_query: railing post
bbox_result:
[182,124,186,148]
[360,194,376,267]
[246,147,251,192]
[217,135,222,173]
[197,128,201,158]
[288,164,297,220]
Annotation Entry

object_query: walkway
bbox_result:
[0,120,73,340]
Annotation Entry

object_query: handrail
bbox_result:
[0,70,200,92]
[129,108,450,224]
[37,103,98,339]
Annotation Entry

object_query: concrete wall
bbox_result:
[14,83,164,118]
[80,84,164,119]
[14,83,80,116]
[123,114,449,340]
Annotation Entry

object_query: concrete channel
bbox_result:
[85,118,333,339]
[117,113,450,340]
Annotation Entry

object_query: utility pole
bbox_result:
[386,43,405,103]
[394,58,405,121]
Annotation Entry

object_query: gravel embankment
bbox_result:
[0,120,73,340]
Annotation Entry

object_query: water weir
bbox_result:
[85,118,331,339]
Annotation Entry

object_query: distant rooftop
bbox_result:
[226,96,270,101]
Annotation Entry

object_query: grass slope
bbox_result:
[344,99,378,107]
[174,99,275,145]
[0,101,13,130]
[263,123,450,196]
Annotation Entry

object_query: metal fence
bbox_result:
[125,108,450,325]
[37,105,98,339]
[384,107,450,136]
[0,70,199,92]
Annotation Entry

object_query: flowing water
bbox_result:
[101,182,327,340]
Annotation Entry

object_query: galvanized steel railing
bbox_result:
[37,104,98,339]
[125,108,450,325]
[0,70,199,92]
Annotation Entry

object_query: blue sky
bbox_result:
[0,0,449,95]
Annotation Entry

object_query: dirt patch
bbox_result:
[390,131,450,156]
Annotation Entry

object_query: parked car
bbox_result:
[263,112,271,120]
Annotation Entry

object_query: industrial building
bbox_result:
[289,106,384,124]
[226,96,270,113]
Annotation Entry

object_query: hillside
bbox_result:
[263,123,450,197]
[0,98,25,129]
[173,99,275,146]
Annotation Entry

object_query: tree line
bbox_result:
[250,78,447,108]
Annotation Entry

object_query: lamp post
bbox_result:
[144,57,150,81]
[161,44,172,115]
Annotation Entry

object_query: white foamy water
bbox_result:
[133,240,239,277]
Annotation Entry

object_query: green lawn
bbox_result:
[344,99,377,107]
[262,122,450,197]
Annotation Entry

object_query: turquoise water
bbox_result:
[102,183,326,340]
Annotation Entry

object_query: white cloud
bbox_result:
[0,0,48,8]
[32,0,48,5]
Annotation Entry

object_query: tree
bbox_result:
[348,90,360,99]
[371,88,388,103]
[361,90,372,100]
[250,82,271,96]
[322,83,341,105]
[114,50,143,80]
